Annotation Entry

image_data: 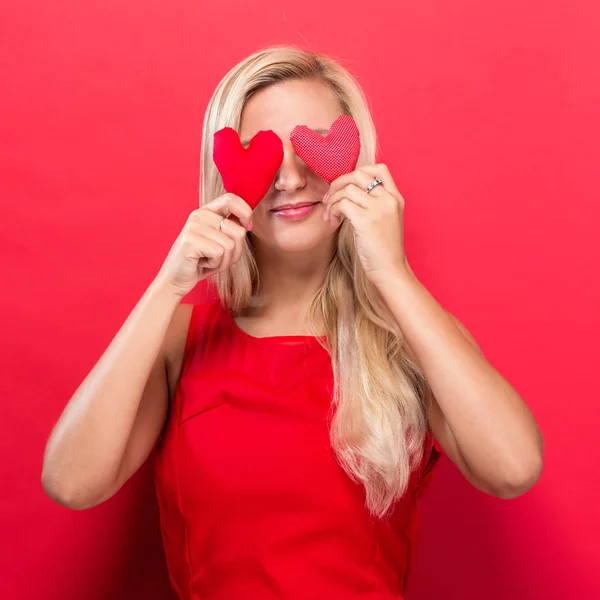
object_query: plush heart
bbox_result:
[213,128,284,210]
[290,114,361,184]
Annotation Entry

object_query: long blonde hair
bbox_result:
[200,44,433,519]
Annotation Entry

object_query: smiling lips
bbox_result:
[270,202,320,220]
[270,201,318,211]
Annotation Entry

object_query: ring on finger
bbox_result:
[219,212,230,231]
[366,178,383,194]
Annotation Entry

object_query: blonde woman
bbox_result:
[42,45,543,599]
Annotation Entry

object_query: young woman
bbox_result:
[42,45,543,599]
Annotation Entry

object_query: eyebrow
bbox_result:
[241,127,329,147]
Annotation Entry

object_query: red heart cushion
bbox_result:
[290,114,361,184]
[213,128,284,210]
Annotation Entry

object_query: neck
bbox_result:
[250,235,337,316]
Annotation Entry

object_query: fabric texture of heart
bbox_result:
[213,128,284,210]
[290,114,361,184]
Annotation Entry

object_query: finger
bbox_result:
[199,251,223,271]
[217,219,248,267]
[324,183,370,221]
[203,193,254,229]
[193,207,250,237]
[328,197,365,228]
[325,169,381,201]
[193,236,226,270]
[357,164,400,198]
[200,219,248,271]
[200,227,235,271]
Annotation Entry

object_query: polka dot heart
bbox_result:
[290,114,361,184]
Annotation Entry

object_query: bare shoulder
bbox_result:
[163,303,195,401]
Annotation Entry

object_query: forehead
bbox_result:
[239,79,342,141]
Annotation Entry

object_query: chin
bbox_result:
[261,226,334,252]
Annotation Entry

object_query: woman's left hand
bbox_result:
[322,164,409,287]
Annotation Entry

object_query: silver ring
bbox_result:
[366,178,383,194]
[219,212,230,231]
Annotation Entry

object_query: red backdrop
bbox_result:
[1,0,598,598]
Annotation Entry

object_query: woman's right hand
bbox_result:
[155,193,254,297]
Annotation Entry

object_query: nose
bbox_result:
[273,143,306,193]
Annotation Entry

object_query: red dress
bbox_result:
[154,298,442,600]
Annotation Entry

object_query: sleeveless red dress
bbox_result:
[154,298,443,600]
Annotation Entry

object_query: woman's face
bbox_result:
[238,79,343,252]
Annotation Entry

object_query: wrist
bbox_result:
[148,276,186,306]
[371,261,415,290]
[395,257,417,281]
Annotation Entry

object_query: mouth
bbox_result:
[270,201,319,212]
[270,201,320,220]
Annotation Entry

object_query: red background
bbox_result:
[1,0,598,598]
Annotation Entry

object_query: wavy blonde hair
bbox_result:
[200,44,433,519]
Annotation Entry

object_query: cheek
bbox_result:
[250,207,269,226]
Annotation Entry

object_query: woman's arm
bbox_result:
[41,278,182,509]
[375,267,544,499]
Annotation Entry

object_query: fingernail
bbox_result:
[322,193,328,203]
[247,221,253,231]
